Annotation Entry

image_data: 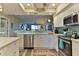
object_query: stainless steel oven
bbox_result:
[58,36,72,56]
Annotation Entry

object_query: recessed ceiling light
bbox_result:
[27,3,31,6]
[52,4,55,6]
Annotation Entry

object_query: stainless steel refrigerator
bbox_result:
[24,34,34,49]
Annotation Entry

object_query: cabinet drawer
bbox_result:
[72,41,79,56]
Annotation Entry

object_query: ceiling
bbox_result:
[0,3,61,15]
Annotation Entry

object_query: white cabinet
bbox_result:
[54,17,59,27]
[0,40,19,56]
[38,35,49,48]
[72,41,79,56]
[34,34,54,49]
[34,35,41,48]
[17,34,24,50]
[54,16,63,27]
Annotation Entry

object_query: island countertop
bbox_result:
[71,38,79,42]
[15,31,54,35]
[0,37,19,49]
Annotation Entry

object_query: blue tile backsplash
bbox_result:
[56,27,64,34]
[68,25,79,33]
[56,25,79,34]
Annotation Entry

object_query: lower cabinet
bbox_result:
[17,34,24,50]
[0,40,19,56]
[34,34,54,49]
[72,41,79,56]
[34,35,48,48]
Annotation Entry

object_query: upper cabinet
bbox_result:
[63,13,79,25]
[63,15,73,25]
[73,14,78,23]
[54,13,79,27]
[54,15,63,27]
[54,4,79,27]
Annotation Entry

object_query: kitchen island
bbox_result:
[16,31,58,52]
[0,37,19,56]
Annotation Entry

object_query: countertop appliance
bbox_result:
[72,31,79,39]
[55,28,59,34]
[24,34,34,49]
[63,27,72,37]
[58,36,72,56]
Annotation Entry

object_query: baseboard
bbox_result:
[34,47,55,49]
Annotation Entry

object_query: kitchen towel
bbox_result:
[59,39,64,49]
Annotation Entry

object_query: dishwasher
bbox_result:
[24,34,34,49]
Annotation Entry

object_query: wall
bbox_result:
[0,13,18,37]
[54,4,79,33]
[15,15,53,31]
[0,13,53,36]
[68,25,79,34]
[6,15,18,36]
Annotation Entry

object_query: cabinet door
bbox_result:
[0,17,8,37]
[39,35,49,48]
[64,16,72,25]
[34,35,41,48]
[17,34,24,50]
[54,16,63,27]
[72,41,79,56]
[54,17,59,27]
[34,35,54,49]
[73,14,78,23]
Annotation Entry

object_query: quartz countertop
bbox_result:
[71,38,79,42]
[0,37,19,49]
[15,31,54,35]
[55,34,63,36]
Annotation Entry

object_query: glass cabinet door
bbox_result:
[0,17,8,37]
